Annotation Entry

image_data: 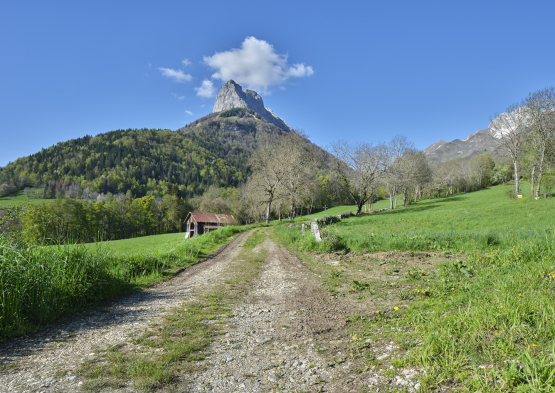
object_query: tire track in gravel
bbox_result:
[184,239,361,393]
[0,231,253,393]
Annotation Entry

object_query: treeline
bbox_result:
[1,186,188,244]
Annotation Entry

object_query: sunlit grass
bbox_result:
[0,190,51,207]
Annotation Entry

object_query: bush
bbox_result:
[0,183,17,197]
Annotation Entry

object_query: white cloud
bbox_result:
[158,67,192,83]
[182,59,192,66]
[195,79,216,98]
[203,36,314,93]
[173,93,185,100]
[185,110,193,115]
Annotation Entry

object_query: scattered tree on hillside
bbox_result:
[248,138,288,224]
[523,86,555,198]
[489,104,529,195]
[329,140,387,215]
[384,136,415,209]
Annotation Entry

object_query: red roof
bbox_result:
[186,212,237,225]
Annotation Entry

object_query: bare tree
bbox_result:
[280,130,315,220]
[489,104,529,195]
[384,136,415,209]
[248,139,288,224]
[523,86,555,198]
[328,140,386,216]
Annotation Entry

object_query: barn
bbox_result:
[184,212,238,238]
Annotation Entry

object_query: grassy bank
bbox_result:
[0,226,244,338]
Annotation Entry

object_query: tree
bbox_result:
[489,104,529,195]
[279,130,315,220]
[523,86,555,198]
[384,136,415,209]
[470,153,495,189]
[328,140,386,216]
[248,138,288,224]
[114,191,133,240]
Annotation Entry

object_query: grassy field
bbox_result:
[281,183,554,254]
[276,183,555,391]
[81,232,192,257]
[0,190,51,207]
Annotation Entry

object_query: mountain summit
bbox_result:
[212,80,291,130]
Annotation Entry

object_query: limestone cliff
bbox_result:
[213,80,291,130]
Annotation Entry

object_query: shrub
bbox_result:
[0,183,17,197]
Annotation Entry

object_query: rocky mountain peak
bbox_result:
[213,80,290,130]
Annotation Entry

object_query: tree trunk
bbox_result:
[389,186,395,209]
[356,202,363,216]
[266,201,272,224]
[530,164,535,196]
[535,148,546,198]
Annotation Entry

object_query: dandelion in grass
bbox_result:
[394,307,399,311]
[352,336,359,341]
[376,311,380,314]
[519,293,522,297]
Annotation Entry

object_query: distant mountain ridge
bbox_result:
[423,128,498,162]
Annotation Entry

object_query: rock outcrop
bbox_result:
[213,80,291,130]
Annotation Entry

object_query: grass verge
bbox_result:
[0,225,248,338]
[78,229,268,391]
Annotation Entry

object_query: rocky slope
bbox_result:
[423,128,498,162]
[213,80,291,130]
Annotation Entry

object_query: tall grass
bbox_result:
[0,225,244,338]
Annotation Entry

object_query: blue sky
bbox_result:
[1,0,554,167]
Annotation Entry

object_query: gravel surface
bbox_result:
[185,239,331,392]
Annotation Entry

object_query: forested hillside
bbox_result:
[0,127,245,199]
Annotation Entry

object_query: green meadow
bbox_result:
[279,183,554,254]
[80,232,192,257]
[0,191,51,207]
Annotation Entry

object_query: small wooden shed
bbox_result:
[184,212,238,238]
